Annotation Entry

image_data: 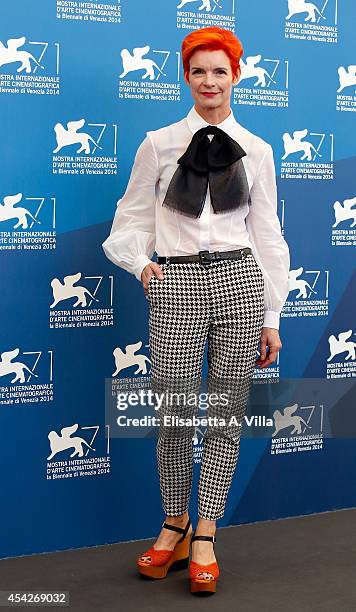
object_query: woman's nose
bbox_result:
[202,74,215,87]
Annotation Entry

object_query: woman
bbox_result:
[102,26,290,595]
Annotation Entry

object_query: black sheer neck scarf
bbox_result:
[162,125,249,219]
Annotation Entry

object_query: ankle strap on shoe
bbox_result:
[191,534,216,545]
[162,518,191,542]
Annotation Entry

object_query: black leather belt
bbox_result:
[157,247,252,266]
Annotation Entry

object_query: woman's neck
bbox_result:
[194,104,231,126]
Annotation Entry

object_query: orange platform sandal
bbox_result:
[189,533,220,594]
[136,518,192,579]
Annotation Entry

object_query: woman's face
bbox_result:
[185,49,239,116]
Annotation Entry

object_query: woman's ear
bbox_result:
[232,66,241,86]
[184,70,190,86]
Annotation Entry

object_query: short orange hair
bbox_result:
[182,26,243,80]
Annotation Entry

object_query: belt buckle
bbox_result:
[198,250,211,266]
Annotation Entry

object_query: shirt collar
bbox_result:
[186,105,238,139]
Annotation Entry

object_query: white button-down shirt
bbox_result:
[102,106,290,329]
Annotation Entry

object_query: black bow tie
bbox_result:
[162,125,249,219]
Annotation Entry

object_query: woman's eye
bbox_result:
[190,69,227,76]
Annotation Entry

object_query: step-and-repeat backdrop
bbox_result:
[1,1,355,558]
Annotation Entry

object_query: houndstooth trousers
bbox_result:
[147,253,265,520]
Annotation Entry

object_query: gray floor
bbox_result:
[1,508,356,612]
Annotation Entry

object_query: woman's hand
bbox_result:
[256,327,282,368]
[141,262,164,296]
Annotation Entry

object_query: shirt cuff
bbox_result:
[263,310,280,330]
[133,254,152,282]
